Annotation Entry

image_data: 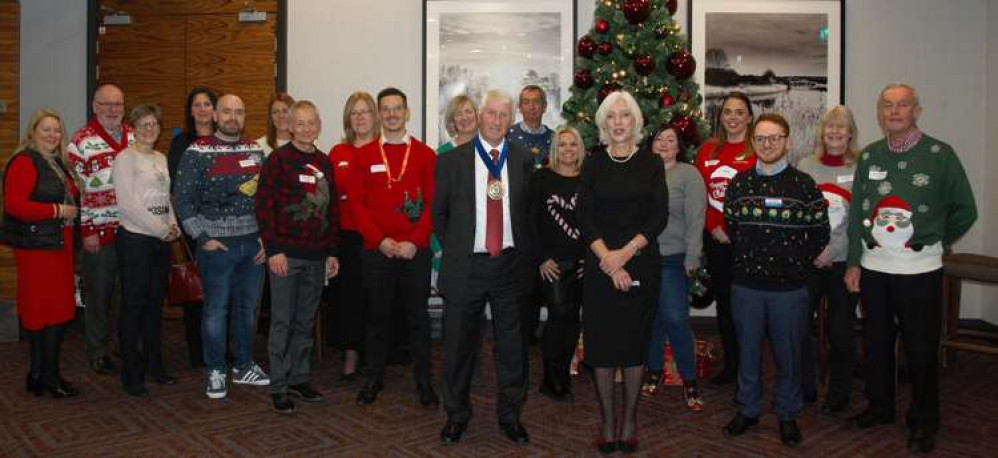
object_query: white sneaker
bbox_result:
[232,363,270,386]
[206,369,227,399]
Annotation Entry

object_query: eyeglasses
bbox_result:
[752,134,787,145]
[96,101,124,109]
[135,121,160,130]
[379,105,406,114]
[350,109,372,117]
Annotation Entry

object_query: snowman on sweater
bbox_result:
[864,195,916,251]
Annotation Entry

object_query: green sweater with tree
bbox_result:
[845,133,977,274]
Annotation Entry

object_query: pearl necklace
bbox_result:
[607,145,637,163]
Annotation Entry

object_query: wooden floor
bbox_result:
[0,315,995,457]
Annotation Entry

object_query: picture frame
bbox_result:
[422,0,576,148]
[689,0,844,163]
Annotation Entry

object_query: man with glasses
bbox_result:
[351,87,439,409]
[68,84,135,376]
[844,84,977,453]
[720,113,829,448]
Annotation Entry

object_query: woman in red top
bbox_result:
[2,108,80,398]
[694,92,756,386]
[327,91,380,381]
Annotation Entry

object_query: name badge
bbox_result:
[370,164,387,173]
[837,175,854,184]
[239,159,256,168]
[869,170,887,180]
[337,161,349,168]
[299,174,316,184]
[764,198,783,208]
[704,159,720,167]
[631,280,641,287]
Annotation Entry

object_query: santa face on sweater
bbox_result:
[871,207,913,249]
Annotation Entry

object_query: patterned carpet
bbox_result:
[0,317,995,457]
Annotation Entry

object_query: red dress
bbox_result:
[4,154,78,331]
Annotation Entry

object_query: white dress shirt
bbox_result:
[473,135,514,252]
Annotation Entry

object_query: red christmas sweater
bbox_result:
[349,136,436,250]
[695,139,756,234]
[329,140,376,232]
[67,119,134,246]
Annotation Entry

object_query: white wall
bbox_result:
[19,0,88,134]
[20,0,996,320]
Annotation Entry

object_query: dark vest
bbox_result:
[1,149,75,249]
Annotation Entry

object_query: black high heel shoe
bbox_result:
[25,373,43,397]
[42,381,79,398]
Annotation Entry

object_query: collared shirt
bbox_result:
[473,134,514,252]
[380,131,411,146]
[516,121,546,135]
[755,157,789,176]
[886,126,922,153]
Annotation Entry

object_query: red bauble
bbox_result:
[598,83,622,104]
[666,0,678,16]
[667,50,696,80]
[597,42,613,55]
[577,36,597,59]
[669,115,699,143]
[595,19,610,34]
[574,69,594,89]
[660,93,676,108]
[621,0,651,25]
[633,54,655,76]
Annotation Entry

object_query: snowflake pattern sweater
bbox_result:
[174,136,263,245]
[67,119,134,246]
[724,164,830,290]
[507,122,553,168]
[846,134,977,274]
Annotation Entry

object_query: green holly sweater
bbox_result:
[846,134,977,274]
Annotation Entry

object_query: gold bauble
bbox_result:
[667,21,682,35]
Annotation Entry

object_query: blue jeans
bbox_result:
[645,254,697,381]
[197,237,264,374]
[731,284,809,421]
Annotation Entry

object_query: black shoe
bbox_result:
[440,421,466,445]
[779,420,803,447]
[151,374,178,385]
[288,383,324,403]
[340,372,358,382]
[90,357,114,376]
[821,400,848,414]
[43,381,79,399]
[417,383,439,409]
[803,390,818,404]
[124,385,149,397]
[850,408,894,429]
[271,393,297,414]
[499,421,530,445]
[709,370,736,386]
[25,373,43,396]
[907,428,936,454]
[722,413,758,437]
[356,380,383,406]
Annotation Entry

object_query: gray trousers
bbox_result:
[267,257,325,394]
[83,243,120,362]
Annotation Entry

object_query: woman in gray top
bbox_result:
[641,126,707,411]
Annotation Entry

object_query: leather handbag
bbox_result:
[168,235,203,305]
[539,259,581,313]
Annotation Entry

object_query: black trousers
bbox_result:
[705,235,738,375]
[442,252,527,425]
[328,230,367,351]
[861,268,942,432]
[361,248,432,385]
[802,262,859,403]
[116,229,171,390]
[538,264,581,387]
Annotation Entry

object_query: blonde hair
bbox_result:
[595,91,644,147]
[548,126,586,170]
[444,95,477,137]
[814,105,859,163]
[16,108,80,186]
[341,92,379,145]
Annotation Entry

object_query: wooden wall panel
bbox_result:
[186,15,276,140]
[99,0,277,17]
[0,0,20,301]
[98,15,186,152]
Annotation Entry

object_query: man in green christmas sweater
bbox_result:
[844,84,977,454]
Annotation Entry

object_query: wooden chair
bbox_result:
[940,253,998,367]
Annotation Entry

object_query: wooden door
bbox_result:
[96,1,279,151]
[0,0,19,301]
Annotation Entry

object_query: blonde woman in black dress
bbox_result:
[578,91,668,453]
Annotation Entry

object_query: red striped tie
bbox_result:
[486,149,502,257]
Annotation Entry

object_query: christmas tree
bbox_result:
[562,0,708,158]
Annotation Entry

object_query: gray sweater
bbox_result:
[796,154,856,263]
[657,162,706,269]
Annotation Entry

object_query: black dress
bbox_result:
[578,146,668,367]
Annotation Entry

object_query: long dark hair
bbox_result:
[709,91,754,159]
[182,87,217,144]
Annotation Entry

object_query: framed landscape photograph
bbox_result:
[423,0,576,148]
[690,0,844,163]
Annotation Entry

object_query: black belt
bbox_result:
[471,247,516,258]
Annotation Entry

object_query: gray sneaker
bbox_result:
[232,363,270,386]
[205,369,227,399]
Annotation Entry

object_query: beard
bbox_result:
[217,120,243,137]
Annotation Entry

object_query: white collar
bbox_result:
[477,134,506,153]
[380,131,410,146]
